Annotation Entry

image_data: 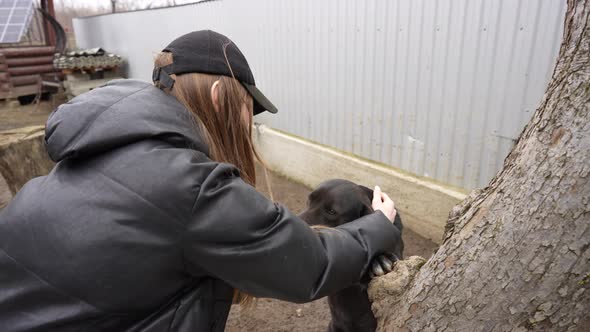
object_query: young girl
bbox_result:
[0,30,400,332]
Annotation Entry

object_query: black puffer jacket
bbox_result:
[0,79,400,332]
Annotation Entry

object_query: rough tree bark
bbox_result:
[368,0,590,331]
[0,126,54,197]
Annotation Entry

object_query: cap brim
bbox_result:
[243,83,278,115]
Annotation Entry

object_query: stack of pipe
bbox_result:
[0,46,56,99]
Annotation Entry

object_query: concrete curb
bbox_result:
[254,124,467,244]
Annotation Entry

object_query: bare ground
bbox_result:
[0,100,56,131]
[0,102,439,331]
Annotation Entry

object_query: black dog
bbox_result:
[299,179,404,332]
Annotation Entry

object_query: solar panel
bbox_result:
[0,0,34,44]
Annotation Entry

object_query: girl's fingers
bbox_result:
[382,192,393,205]
[373,186,382,206]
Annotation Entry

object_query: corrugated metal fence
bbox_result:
[73,0,566,190]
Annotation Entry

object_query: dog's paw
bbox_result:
[369,254,399,278]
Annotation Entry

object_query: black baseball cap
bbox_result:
[153,30,278,115]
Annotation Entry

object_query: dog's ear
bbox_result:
[357,185,374,216]
[358,185,374,201]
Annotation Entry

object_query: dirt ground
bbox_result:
[0,100,56,131]
[0,101,439,332]
[224,168,438,332]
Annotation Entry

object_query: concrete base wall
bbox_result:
[0,123,466,244]
[254,125,467,244]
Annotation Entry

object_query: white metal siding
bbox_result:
[73,0,566,190]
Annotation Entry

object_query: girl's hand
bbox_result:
[372,186,396,222]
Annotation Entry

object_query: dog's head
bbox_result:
[299,179,377,227]
[299,179,404,258]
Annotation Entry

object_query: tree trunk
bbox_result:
[0,125,54,199]
[368,0,590,331]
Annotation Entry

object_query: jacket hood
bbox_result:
[45,79,208,162]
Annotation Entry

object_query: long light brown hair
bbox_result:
[154,51,263,305]
[154,52,262,186]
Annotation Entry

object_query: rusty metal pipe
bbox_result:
[0,47,56,58]
[41,0,57,47]
[8,65,54,76]
[5,56,54,67]
[11,74,41,86]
